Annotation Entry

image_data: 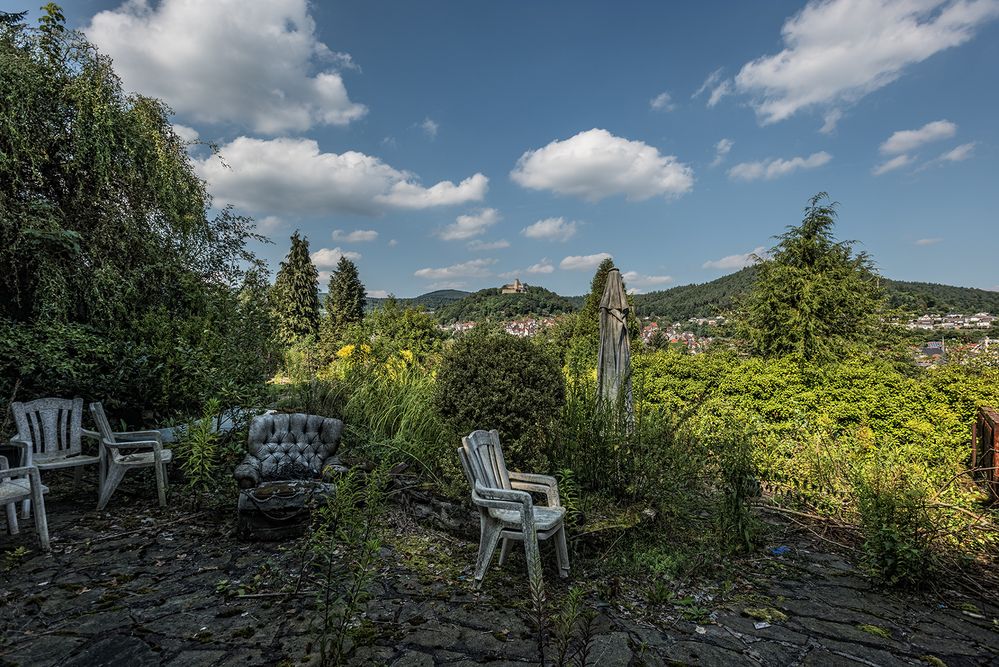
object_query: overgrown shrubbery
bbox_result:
[434,331,565,470]
[0,10,277,426]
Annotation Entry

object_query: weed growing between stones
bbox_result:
[549,586,596,666]
[528,546,547,666]
[309,463,390,665]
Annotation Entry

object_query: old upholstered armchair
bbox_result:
[459,429,569,589]
[234,412,344,489]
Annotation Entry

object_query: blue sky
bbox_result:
[15,0,999,296]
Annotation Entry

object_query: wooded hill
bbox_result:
[363,289,470,312]
[433,286,577,323]
[344,271,998,322]
[631,267,999,320]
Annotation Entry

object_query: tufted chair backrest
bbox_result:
[246,412,343,481]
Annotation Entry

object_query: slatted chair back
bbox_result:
[11,398,84,463]
[461,429,512,492]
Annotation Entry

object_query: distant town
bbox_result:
[906,313,996,330]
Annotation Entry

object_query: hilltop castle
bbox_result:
[501,278,527,294]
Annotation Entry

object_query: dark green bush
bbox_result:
[434,332,565,470]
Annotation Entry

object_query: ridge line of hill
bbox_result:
[349,268,999,322]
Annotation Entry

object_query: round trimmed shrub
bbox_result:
[434,332,565,469]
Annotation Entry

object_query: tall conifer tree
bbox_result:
[573,257,617,340]
[740,193,885,362]
[324,256,366,338]
[272,231,319,344]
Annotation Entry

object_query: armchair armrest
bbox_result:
[472,482,542,534]
[508,471,558,486]
[113,430,164,444]
[234,458,262,489]
[1,464,39,479]
[508,471,561,507]
[8,438,30,467]
[0,460,45,492]
[472,481,533,509]
[102,438,162,450]
[82,429,100,440]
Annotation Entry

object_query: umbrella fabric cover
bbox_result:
[597,268,632,410]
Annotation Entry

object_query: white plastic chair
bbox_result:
[87,402,172,510]
[1,455,50,551]
[458,429,569,589]
[10,397,102,516]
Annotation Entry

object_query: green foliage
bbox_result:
[554,363,706,505]
[365,288,469,312]
[884,279,999,315]
[322,256,366,344]
[311,464,390,665]
[1,11,260,324]
[273,231,320,345]
[434,332,565,469]
[572,257,617,341]
[633,267,758,321]
[0,10,275,422]
[363,296,444,360]
[852,455,938,588]
[633,268,999,323]
[435,286,576,323]
[633,346,999,582]
[706,419,759,554]
[176,399,222,500]
[739,193,886,362]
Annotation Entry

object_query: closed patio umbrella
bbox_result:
[597,268,632,413]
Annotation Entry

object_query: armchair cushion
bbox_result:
[234,413,343,489]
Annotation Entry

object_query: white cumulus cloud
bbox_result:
[332,229,378,242]
[311,247,361,269]
[731,0,999,125]
[560,253,613,271]
[650,91,676,111]
[521,217,578,242]
[702,247,766,270]
[939,142,976,162]
[86,0,367,134]
[511,129,694,202]
[173,124,199,143]
[820,109,844,134]
[421,117,439,139]
[693,68,732,107]
[621,272,673,288]
[500,259,556,279]
[880,120,957,154]
[710,138,734,167]
[414,258,496,280]
[438,209,501,241]
[195,137,487,216]
[468,239,511,251]
[728,152,831,181]
[873,154,915,175]
[527,259,555,274]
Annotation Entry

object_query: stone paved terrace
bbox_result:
[1,474,998,666]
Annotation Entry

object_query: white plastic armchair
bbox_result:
[0,456,50,551]
[10,397,103,516]
[458,429,569,589]
[87,402,172,510]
